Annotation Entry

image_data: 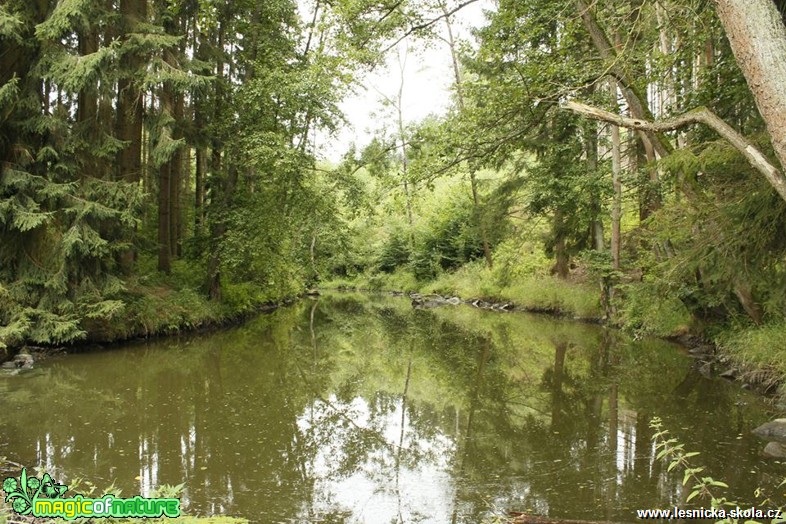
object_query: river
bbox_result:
[0,291,780,523]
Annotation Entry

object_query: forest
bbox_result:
[5,0,786,522]
[2,0,786,383]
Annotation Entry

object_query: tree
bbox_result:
[714,0,786,202]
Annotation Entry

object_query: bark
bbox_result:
[610,118,622,272]
[116,0,146,183]
[206,23,226,300]
[561,100,786,202]
[195,146,206,230]
[715,0,786,191]
[639,130,661,218]
[733,280,764,325]
[206,166,238,301]
[157,158,171,273]
[76,30,98,129]
[585,114,604,251]
[169,92,184,258]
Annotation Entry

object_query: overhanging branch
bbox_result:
[561,100,786,203]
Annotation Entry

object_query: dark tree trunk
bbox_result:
[116,0,146,184]
[158,159,172,273]
[169,92,184,258]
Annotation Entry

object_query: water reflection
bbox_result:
[0,292,779,523]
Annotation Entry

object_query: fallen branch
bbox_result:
[511,513,627,524]
[561,100,786,203]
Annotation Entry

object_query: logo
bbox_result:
[2,468,180,520]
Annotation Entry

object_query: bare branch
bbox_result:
[561,100,786,202]
[380,0,482,54]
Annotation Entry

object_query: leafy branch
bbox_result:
[650,417,786,524]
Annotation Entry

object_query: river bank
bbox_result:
[0,279,301,368]
[323,267,786,399]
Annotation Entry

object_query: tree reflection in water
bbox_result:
[0,292,778,522]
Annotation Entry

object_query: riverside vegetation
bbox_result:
[3,0,786,480]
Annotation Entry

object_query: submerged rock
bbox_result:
[1,351,34,370]
[753,419,786,443]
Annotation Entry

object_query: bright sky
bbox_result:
[309,1,496,162]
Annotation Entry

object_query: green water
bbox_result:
[0,292,781,523]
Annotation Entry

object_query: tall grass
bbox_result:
[322,261,603,320]
[716,322,786,392]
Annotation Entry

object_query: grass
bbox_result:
[716,321,786,393]
[322,262,604,320]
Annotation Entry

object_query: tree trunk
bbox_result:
[441,1,493,267]
[169,92,184,258]
[715,0,786,193]
[195,146,206,231]
[611,118,622,272]
[395,48,414,230]
[585,116,604,251]
[117,0,146,184]
[206,23,227,300]
[77,31,98,129]
[158,159,171,273]
[551,209,570,279]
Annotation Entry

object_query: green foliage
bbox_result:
[650,417,785,524]
[615,279,692,337]
[378,228,411,273]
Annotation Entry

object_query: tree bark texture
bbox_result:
[117,0,146,183]
[715,0,786,187]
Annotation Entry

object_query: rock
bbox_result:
[14,353,33,366]
[763,441,786,458]
[413,298,446,309]
[719,368,737,380]
[688,345,714,358]
[753,419,786,443]
[1,353,34,370]
[697,361,713,378]
[447,297,461,305]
